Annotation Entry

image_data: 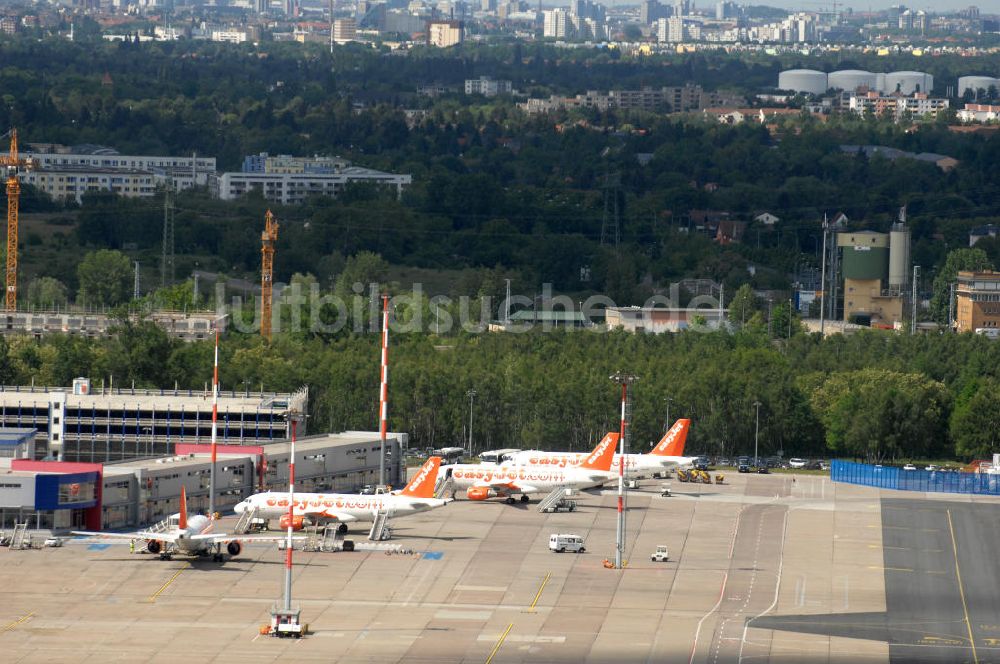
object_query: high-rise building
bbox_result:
[543,9,569,37]
[427,19,464,46]
[667,15,685,41]
[641,0,661,25]
[332,18,357,43]
[672,0,688,18]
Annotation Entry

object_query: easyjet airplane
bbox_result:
[503,419,693,477]
[444,432,620,504]
[233,456,447,532]
[73,486,292,562]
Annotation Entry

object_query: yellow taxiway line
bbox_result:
[148,563,190,603]
[947,509,979,664]
[485,623,513,664]
[525,573,551,613]
[2,612,34,633]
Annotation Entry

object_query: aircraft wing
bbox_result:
[72,531,181,543]
[317,510,360,523]
[190,533,306,543]
[473,480,539,495]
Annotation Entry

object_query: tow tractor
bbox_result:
[651,545,669,562]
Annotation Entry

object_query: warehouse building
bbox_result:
[0,431,405,531]
[0,380,308,462]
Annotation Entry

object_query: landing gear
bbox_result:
[213,553,224,562]
[519,495,530,504]
[505,497,516,505]
[158,553,172,561]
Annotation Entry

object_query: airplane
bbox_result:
[444,431,620,504]
[232,456,448,533]
[502,419,694,477]
[72,486,293,562]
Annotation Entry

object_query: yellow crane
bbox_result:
[0,130,31,312]
[260,209,278,340]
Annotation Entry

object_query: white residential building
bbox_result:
[465,77,513,97]
[957,103,1000,123]
[543,9,570,38]
[332,18,357,43]
[214,167,412,205]
[427,20,463,47]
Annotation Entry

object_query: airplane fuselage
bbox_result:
[505,452,693,476]
[446,464,615,493]
[235,492,446,521]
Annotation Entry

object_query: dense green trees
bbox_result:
[76,249,133,307]
[2,320,997,462]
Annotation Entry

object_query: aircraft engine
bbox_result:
[466,486,495,501]
[146,540,162,554]
[226,541,242,556]
[278,514,307,530]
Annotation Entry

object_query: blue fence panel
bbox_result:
[832,460,1000,496]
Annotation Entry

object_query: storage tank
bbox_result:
[885,71,934,95]
[828,70,877,92]
[958,75,1000,98]
[778,69,828,95]
[888,225,910,289]
[838,231,889,282]
[875,72,887,93]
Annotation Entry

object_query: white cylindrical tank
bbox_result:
[778,69,828,95]
[889,226,911,289]
[875,72,887,93]
[958,76,1000,98]
[828,69,877,92]
[885,71,934,95]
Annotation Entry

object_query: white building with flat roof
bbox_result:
[215,167,411,204]
[0,382,308,463]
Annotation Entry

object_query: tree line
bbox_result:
[3,320,998,464]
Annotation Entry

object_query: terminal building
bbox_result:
[0,380,308,463]
[0,431,405,531]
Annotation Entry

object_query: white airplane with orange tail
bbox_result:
[233,456,448,532]
[72,486,293,562]
[444,432,620,504]
[503,419,694,477]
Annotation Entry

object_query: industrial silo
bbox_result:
[888,224,910,290]
[828,70,877,92]
[875,72,887,93]
[958,75,1000,98]
[778,69,828,95]
[885,71,934,95]
[838,231,889,282]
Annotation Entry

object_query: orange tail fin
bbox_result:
[401,456,442,498]
[578,432,619,472]
[651,419,691,457]
[178,486,188,531]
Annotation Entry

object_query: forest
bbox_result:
[2,318,997,464]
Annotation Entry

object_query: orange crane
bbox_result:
[260,209,278,340]
[0,130,31,312]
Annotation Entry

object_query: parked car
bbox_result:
[693,457,711,471]
[925,464,940,472]
[738,463,751,473]
[756,465,770,474]
[788,458,807,469]
[902,463,916,471]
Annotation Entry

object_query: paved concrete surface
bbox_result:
[0,472,996,663]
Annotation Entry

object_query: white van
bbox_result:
[549,533,585,553]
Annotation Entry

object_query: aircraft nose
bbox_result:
[234,501,247,513]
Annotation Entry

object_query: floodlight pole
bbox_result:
[611,371,638,570]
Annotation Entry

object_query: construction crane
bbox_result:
[0,130,31,312]
[260,209,278,341]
